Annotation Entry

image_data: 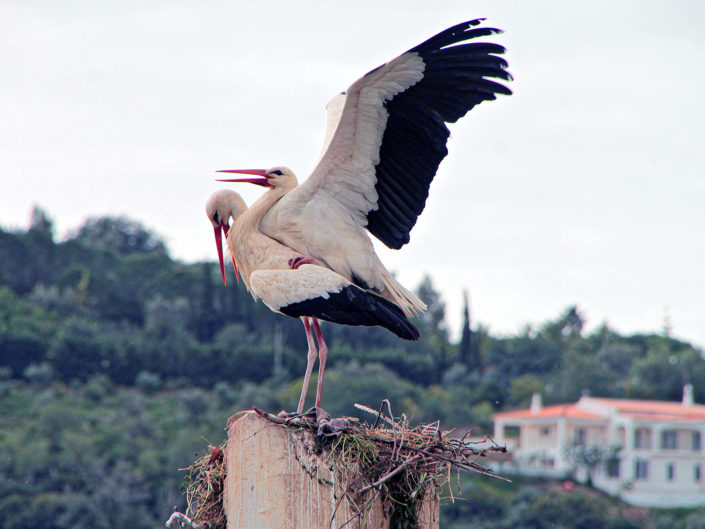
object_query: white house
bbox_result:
[492,385,705,507]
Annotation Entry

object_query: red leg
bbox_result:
[312,319,328,409]
[297,317,318,414]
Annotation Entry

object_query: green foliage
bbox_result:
[627,336,705,402]
[68,215,166,256]
[1,212,704,528]
[509,374,545,407]
[0,381,231,529]
[29,205,55,236]
[283,361,422,418]
[513,490,622,529]
[441,473,664,529]
[551,351,620,402]
[0,288,56,376]
[23,362,54,387]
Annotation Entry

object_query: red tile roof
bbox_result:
[493,403,603,421]
[493,397,705,423]
[587,397,705,423]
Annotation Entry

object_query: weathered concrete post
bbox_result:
[223,411,439,529]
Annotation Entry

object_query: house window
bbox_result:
[635,460,649,480]
[693,431,702,451]
[606,458,620,478]
[634,428,651,449]
[575,428,586,446]
[666,462,676,481]
[661,430,677,450]
[695,464,702,483]
[503,425,520,438]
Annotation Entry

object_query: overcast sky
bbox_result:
[2,1,703,348]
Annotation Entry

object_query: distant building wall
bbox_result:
[492,387,705,508]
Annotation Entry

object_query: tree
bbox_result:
[416,274,447,338]
[485,329,562,388]
[69,216,166,255]
[458,290,481,372]
[0,288,53,377]
[29,205,55,239]
[551,352,620,402]
[46,318,105,381]
[541,305,585,342]
[415,275,449,382]
[564,441,620,487]
[194,262,217,342]
[509,374,544,407]
[627,336,705,402]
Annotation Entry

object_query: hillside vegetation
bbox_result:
[1,208,703,528]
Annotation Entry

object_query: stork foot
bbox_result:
[276,406,352,439]
[314,407,352,440]
[288,255,316,269]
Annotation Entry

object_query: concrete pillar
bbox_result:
[223,410,439,529]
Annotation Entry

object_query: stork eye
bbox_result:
[270,169,283,176]
[212,212,220,223]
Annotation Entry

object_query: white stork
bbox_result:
[210,19,511,412]
[218,19,511,312]
[206,189,418,413]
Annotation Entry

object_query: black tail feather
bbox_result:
[280,285,420,341]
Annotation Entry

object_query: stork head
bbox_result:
[216,166,298,192]
[205,190,248,285]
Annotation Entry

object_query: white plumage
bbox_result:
[205,189,419,413]
[220,19,511,316]
[249,265,348,313]
[209,19,512,413]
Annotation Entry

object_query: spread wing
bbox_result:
[283,19,512,249]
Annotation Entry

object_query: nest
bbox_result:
[323,401,507,528]
[176,444,226,529]
[172,401,507,529]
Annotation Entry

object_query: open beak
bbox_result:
[217,168,272,187]
[213,224,239,285]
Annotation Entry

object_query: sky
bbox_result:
[1,1,704,348]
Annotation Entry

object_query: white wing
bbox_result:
[280,19,512,249]
[314,92,347,166]
[249,264,419,340]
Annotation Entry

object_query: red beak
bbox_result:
[217,168,272,187]
[213,224,239,285]
[213,225,227,285]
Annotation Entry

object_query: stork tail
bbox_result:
[380,271,427,317]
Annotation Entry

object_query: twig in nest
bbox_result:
[393,417,406,461]
[253,402,511,527]
[354,403,395,427]
[357,454,423,496]
[253,406,289,425]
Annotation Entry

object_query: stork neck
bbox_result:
[230,185,288,292]
[247,185,287,227]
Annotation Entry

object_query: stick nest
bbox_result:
[323,402,507,528]
[180,401,507,529]
[182,444,226,529]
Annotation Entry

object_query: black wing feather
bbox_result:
[366,19,511,249]
[280,285,420,340]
